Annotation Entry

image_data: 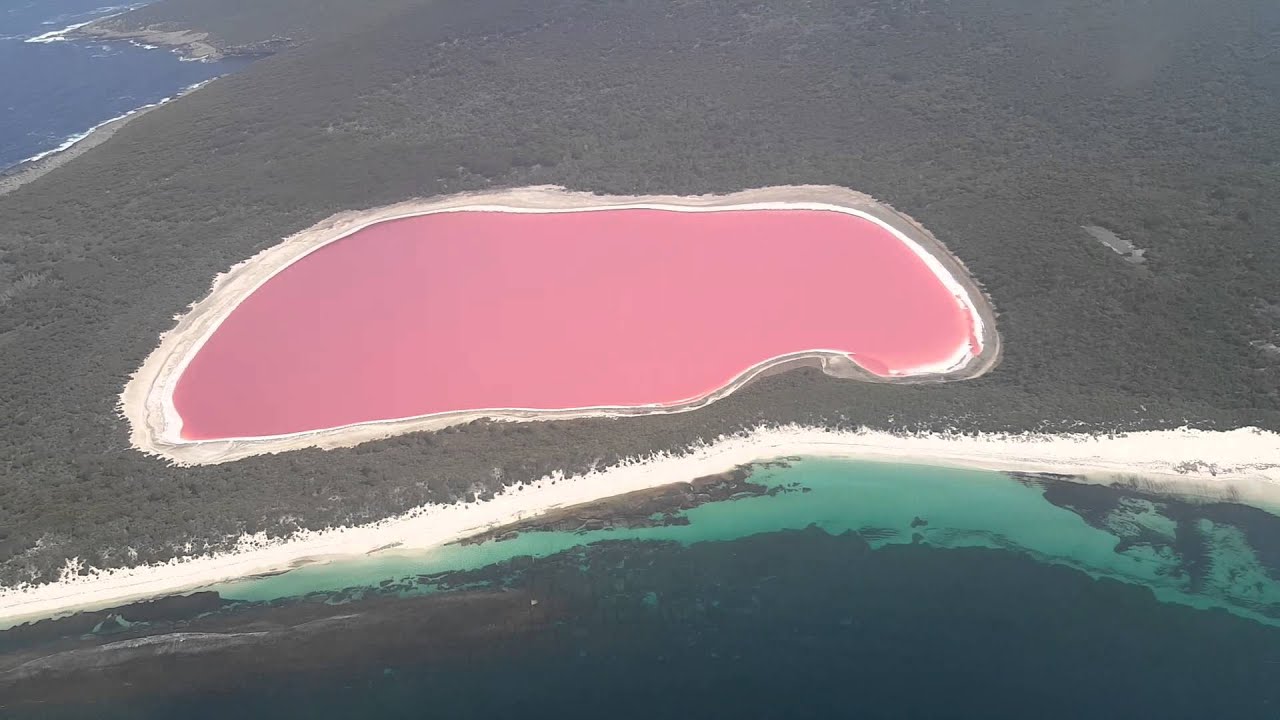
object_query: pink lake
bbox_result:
[172,209,977,440]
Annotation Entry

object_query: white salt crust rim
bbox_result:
[122,186,1000,464]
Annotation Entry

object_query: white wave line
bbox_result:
[24,18,98,43]
[6,79,215,170]
[23,3,148,43]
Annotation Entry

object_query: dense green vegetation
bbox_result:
[0,0,1277,586]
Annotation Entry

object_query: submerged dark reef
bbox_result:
[3,466,1278,716]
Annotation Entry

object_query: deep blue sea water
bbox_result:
[0,0,249,171]
[3,459,1279,718]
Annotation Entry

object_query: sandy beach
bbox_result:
[122,185,1001,465]
[1,423,1277,628]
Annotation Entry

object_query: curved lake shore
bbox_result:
[122,185,1001,465]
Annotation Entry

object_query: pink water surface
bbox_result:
[173,209,976,440]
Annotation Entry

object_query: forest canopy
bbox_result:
[0,0,1277,586]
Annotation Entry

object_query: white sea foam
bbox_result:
[9,80,214,169]
[23,4,145,43]
[19,128,95,165]
[91,4,148,14]
[24,18,97,43]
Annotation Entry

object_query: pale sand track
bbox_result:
[1,424,1277,628]
[121,185,1001,465]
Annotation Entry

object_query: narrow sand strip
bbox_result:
[2,424,1277,628]
[121,185,1001,465]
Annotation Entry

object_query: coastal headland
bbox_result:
[69,24,287,61]
[72,25,226,60]
[122,185,1002,465]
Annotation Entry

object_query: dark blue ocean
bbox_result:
[0,0,248,171]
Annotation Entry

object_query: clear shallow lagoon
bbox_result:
[216,458,1280,625]
[5,458,1279,717]
[0,0,249,170]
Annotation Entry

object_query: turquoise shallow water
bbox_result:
[213,458,1280,624]
[6,457,1280,717]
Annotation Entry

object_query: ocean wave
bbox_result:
[23,3,145,43]
[2,631,270,679]
[38,3,143,25]
[19,128,96,165]
[8,81,213,169]
[90,4,147,13]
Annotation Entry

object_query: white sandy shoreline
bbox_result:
[122,185,1001,465]
[2,424,1277,629]
[0,79,216,197]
